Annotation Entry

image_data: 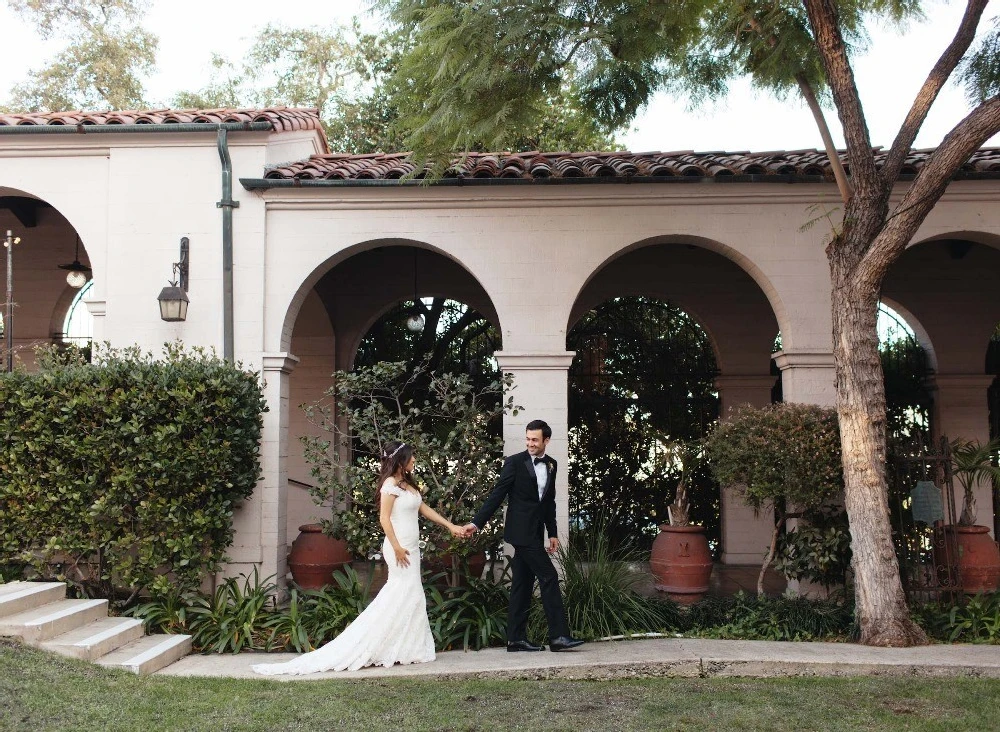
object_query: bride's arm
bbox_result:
[418,502,465,538]
[380,493,411,567]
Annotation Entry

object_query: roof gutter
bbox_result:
[0,122,273,135]
[239,170,1000,191]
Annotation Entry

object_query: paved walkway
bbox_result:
[156,637,1000,682]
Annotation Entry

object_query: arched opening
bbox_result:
[283,243,502,546]
[567,296,720,554]
[0,190,93,370]
[566,241,781,567]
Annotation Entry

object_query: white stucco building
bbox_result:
[2,107,998,583]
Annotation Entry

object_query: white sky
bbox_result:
[1,0,998,152]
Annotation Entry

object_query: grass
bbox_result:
[3,639,1000,731]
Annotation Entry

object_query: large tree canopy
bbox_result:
[2,0,157,111]
[380,0,1000,647]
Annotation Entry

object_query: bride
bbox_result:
[253,441,466,675]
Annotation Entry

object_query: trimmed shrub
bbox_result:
[0,343,266,602]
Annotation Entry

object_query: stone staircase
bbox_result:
[0,581,192,675]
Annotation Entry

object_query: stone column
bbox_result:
[771,350,837,596]
[932,374,996,532]
[714,375,779,565]
[495,351,575,544]
[771,350,837,406]
[230,352,299,586]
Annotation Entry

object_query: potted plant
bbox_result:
[649,439,714,604]
[945,437,1000,593]
[300,359,517,588]
[703,403,844,596]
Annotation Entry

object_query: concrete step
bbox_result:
[41,616,145,661]
[0,582,67,618]
[0,599,108,643]
[97,633,194,676]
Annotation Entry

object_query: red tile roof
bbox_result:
[261,148,1000,182]
[0,107,323,133]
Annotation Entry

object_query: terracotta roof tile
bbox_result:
[260,148,1000,183]
[0,107,324,134]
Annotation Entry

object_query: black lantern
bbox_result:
[158,237,190,322]
[58,234,91,289]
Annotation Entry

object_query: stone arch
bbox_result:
[277,238,500,356]
[566,234,789,357]
[0,186,97,366]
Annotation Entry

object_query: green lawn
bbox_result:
[2,639,998,731]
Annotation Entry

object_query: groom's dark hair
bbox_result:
[525,419,552,439]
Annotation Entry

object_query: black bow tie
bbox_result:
[533,457,546,465]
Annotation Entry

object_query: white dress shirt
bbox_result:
[533,454,548,499]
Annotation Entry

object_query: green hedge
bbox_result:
[0,344,266,601]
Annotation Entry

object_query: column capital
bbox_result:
[772,350,835,371]
[931,373,996,391]
[262,352,300,374]
[495,351,576,371]
[84,299,107,317]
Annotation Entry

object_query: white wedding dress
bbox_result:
[252,479,436,675]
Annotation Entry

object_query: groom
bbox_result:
[464,420,584,652]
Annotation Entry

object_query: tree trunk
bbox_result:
[830,249,927,646]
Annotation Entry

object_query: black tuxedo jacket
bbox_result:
[472,450,557,546]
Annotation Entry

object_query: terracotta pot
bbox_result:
[650,524,713,604]
[947,524,1000,594]
[287,524,352,589]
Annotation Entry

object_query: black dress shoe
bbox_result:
[507,640,544,652]
[549,636,584,652]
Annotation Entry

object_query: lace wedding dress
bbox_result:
[252,479,436,675]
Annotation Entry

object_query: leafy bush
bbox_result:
[704,403,844,595]
[683,592,855,641]
[914,593,1000,643]
[426,567,510,651]
[301,360,516,569]
[529,533,682,641]
[0,343,266,602]
[774,507,853,590]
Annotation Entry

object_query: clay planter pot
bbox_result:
[948,525,1000,594]
[650,524,713,604]
[287,524,352,589]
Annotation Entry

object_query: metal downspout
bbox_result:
[217,128,239,363]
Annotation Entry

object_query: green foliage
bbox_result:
[950,437,1000,526]
[301,359,516,564]
[184,570,276,654]
[2,0,156,112]
[529,532,682,642]
[704,402,843,511]
[957,16,1000,105]
[378,0,927,164]
[568,297,720,553]
[426,567,510,651]
[914,593,1000,643]
[0,343,266,602]
[774,507,853,590]
[684,592,855,641]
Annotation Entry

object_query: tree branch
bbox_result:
[857,94,1000,290]
[795,72,852,203]
[802,0,879,193]
[883,0,990,183]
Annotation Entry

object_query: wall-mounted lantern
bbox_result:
[157,237,190,322]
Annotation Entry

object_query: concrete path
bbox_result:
[156,637,1000,682]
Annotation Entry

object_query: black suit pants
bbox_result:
[507,543,570,642]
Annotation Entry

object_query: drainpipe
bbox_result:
[217,128,238,363]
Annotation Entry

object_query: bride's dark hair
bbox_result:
[376,440,414,504]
